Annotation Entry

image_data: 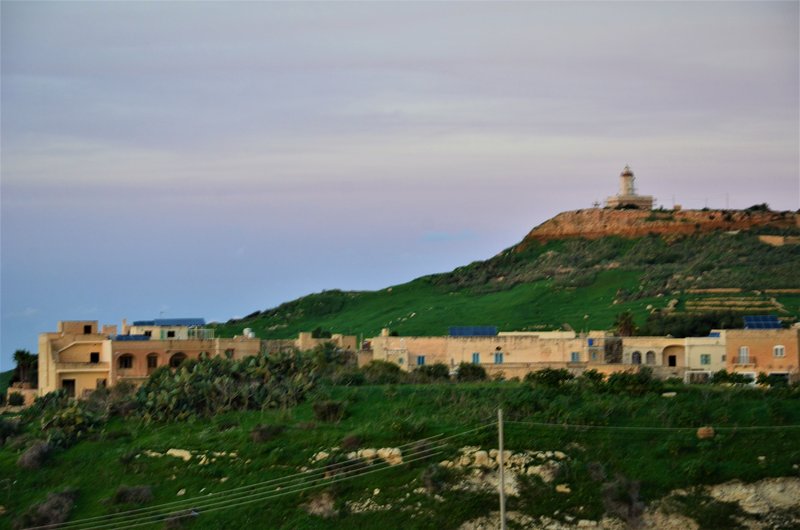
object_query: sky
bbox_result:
[1,1,798,370]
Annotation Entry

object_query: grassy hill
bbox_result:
[3,379,800,529]
[216,227,800,339]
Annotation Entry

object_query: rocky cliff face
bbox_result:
[521,208,799,245]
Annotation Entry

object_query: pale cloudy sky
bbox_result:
[1,1,798,369]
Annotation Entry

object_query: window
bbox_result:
[739,346,749,363]
[721,354,726,362]
[96,379,107,389]
[118,354,133,369]
[398,358,404,365]
[591,352,598,361]
[571,351,580,363]
[472,352,480,364]
[646,351,656,365]
[700,354,711,365]
[631,351,641,365]
[167,330,176,338]
[774,345,785,358]
[169,352,187,368]
[144,330,152,337]
[83,325,92,334]
[588,338,594,346]
[225,349,235,359]
[416,355,426,366]
[494,352,504,364]
[147,354,158,368]
[90,352,99,364]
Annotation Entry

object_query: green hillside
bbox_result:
[3,379,800,529]
[216,229,800,339]
[0,370,13,396]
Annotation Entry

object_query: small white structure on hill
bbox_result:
[605,165,654,209]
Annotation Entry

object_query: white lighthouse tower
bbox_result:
[605,165,653,209]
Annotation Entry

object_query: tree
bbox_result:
[13,349,37,385]
[613,311,637,337]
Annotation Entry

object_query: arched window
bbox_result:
[646,351,656,365]
[169,352,187,368]
[118,354,134,370]
[631,351,642,365]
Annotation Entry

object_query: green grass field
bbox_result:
[3,381,800,529]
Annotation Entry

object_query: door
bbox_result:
[668,355,677,367]
[62,379,76,398]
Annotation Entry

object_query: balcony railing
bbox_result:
[733,356,756,366]
[56,362,110,372]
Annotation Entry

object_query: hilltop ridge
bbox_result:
[520,207,799,246]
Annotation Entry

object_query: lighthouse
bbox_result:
[605,165,654,209]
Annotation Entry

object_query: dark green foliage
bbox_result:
[711,370,751,385]
[0,417,19,444]
[614,310,637,336]
[412,363,450,382]
[112,485,153,505]
[14,490,77,530]
[250,424,285,443]
[524,368,575,387]
[605,367,662,395]
[756,372,789,387]
[330,369,366,386]
[340,433,363,451]
[313,400,346,422]
[311,326,333,339]
[663,488,746,529]
[421,464,454,494]
[602,474,644,524]
[639,311,746,337]
[137,352,317,422]
[12,349,37,386]
[17,440,51,469]
[455,362,488,382]
[745,203,770,212]
[8,391,24,406]
[362,361,405,385]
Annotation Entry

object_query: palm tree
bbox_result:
[13,349,36,384]
[614,311,637,337]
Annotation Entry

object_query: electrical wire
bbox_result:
[25,421,496,530]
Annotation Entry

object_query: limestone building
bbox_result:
[605,165,654,209]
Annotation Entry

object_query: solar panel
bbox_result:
[449,326,498,337]
[743,315,781,329]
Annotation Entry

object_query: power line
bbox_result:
[505,420,800,432]
[26,421,495,530]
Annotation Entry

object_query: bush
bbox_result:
[606,367,661,395]
[0,417,20,445]
[113,485,154,505]
[525,368,575,387]
[412,363,450,382]
[312,400,346,423]
[8,392,25,406]
[17,441,51,470]
[362,361,405,385]
[455,363,487,382]
[711,370,751,385]
[341,434,363,451]
[14,490,77,530]
[330,369,365,386]
[579,369,605,386]
[421,464,453,494]
[250,424,285,443]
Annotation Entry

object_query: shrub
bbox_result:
[455,363,487,382]
[412,363,450,382]
[341,434,363,451]
[250,424,285,443]
[606,367,661,395]
[17,441,51,470]
[711,370,751,385]
[41,401,103,447]
[330,369,365,386]
[579,369,605,386]
[113,485,154,505]
[362,360,405,385]
[0,417,20,445]
[421,464,453,494]
[312,400,346,423]
[14,490,77,530]
[525,368,575,387]
[8,392,25,406]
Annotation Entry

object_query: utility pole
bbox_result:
[498,408,506,530]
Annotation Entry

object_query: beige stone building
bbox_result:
[684,332,727,383]
[37,319,358,398]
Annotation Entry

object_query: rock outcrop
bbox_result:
[519,208,798,246]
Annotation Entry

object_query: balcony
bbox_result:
[56,362,110,372]
[733,356,756,367]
